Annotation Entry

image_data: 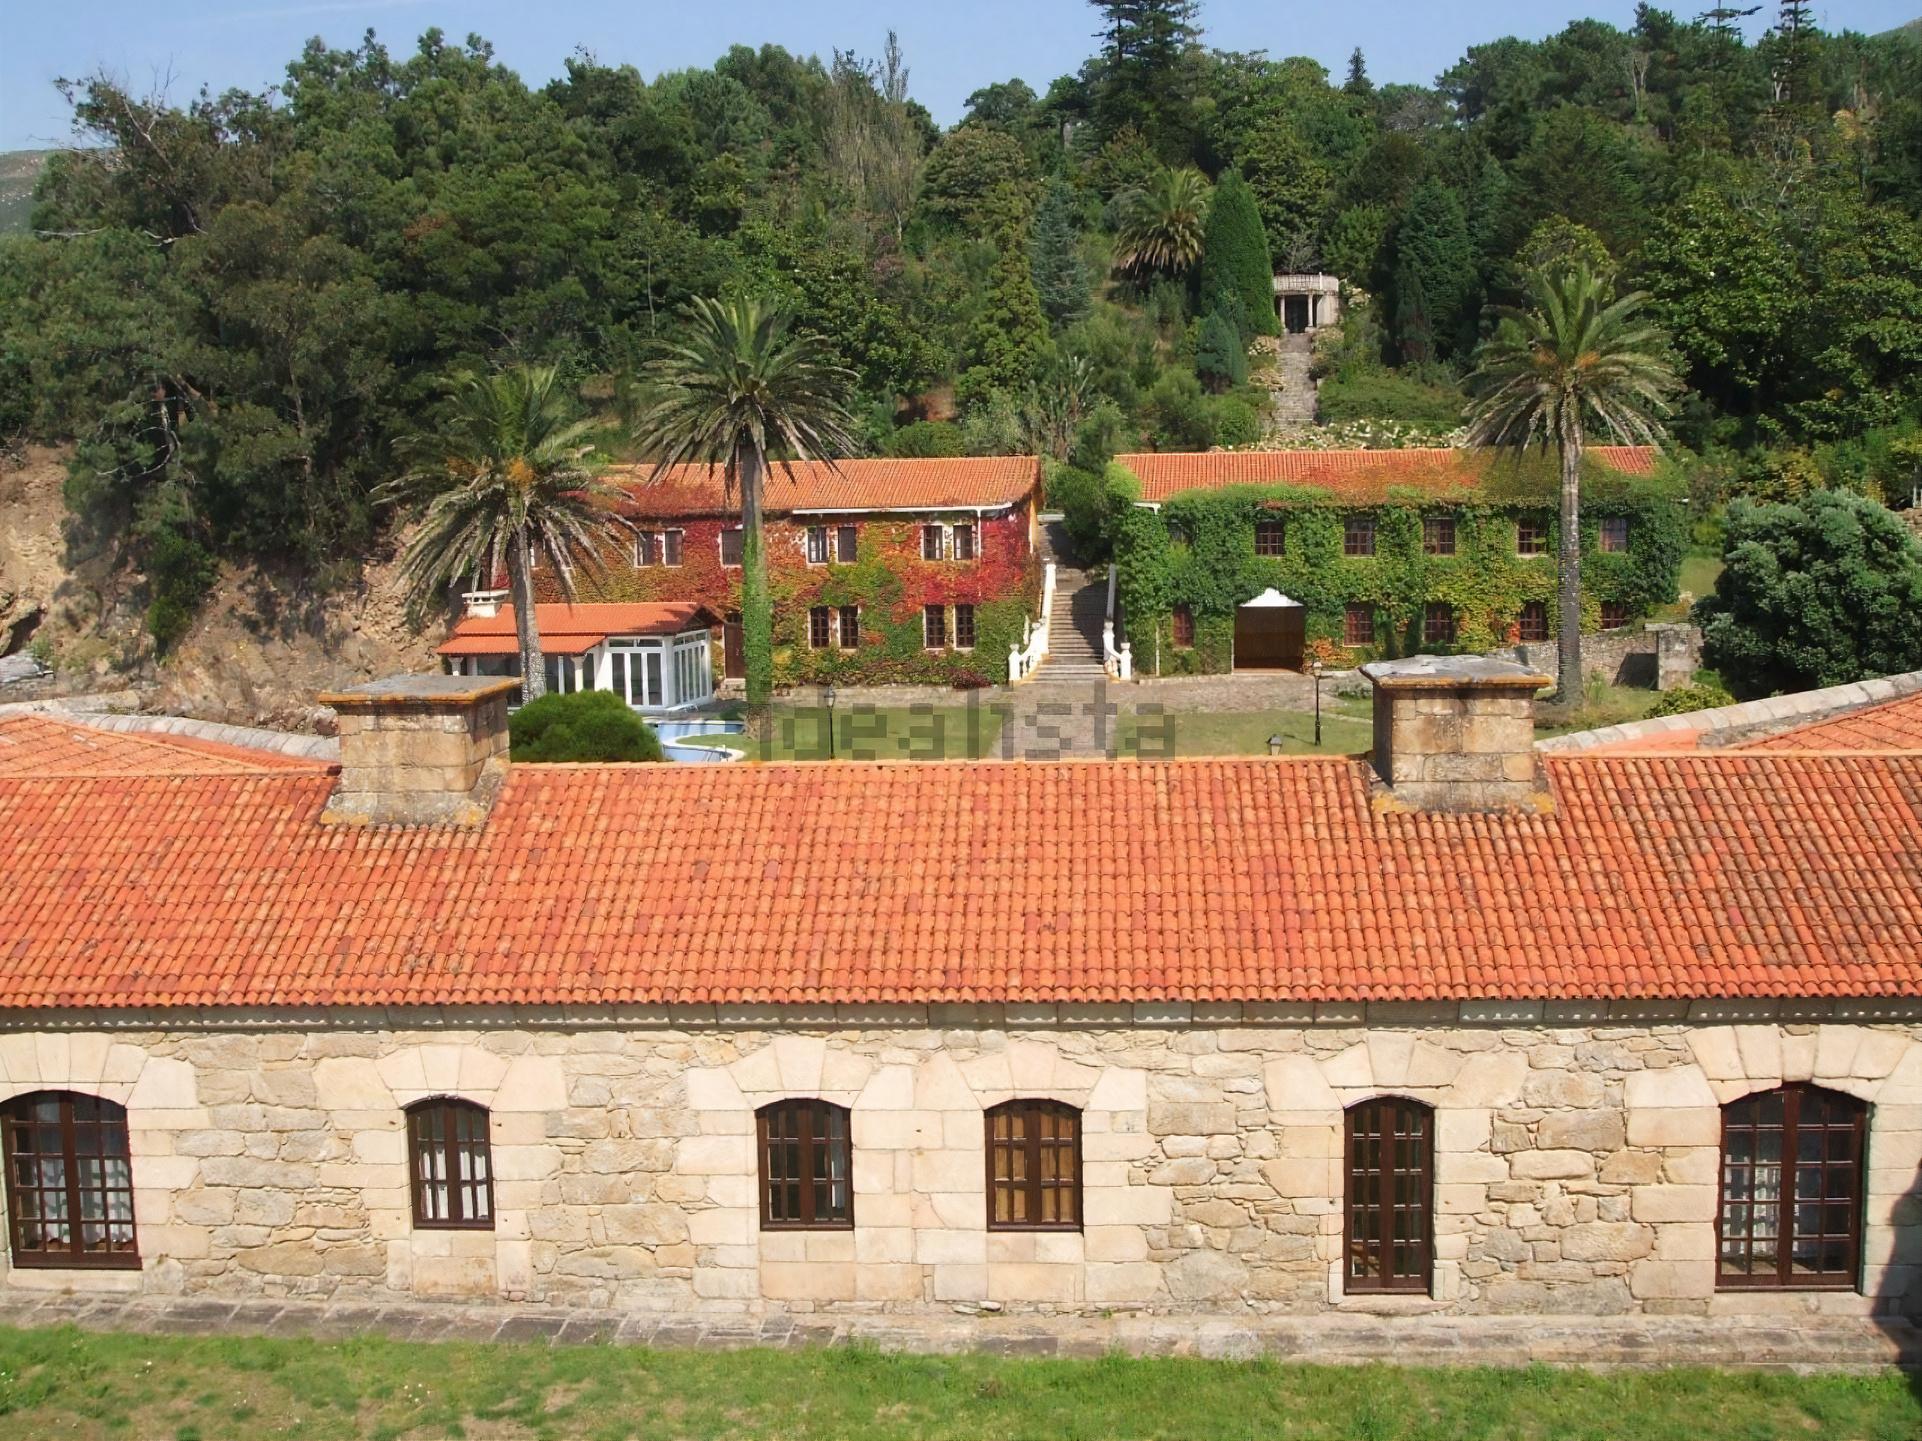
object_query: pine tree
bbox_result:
[1343,48,1373,99]
[1029,181,1090,329]
[967,219,1051,397]
[1088,0,1202,153]
[1197,169,1277,340]
[1771,0,1817,108]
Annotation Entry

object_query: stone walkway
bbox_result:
[2,1291,1915,1372]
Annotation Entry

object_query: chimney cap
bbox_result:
[318,675,521,709]
[1361,655,1551,693]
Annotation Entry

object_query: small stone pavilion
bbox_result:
[1273,273,1342,334]
[0,661,1916,1323]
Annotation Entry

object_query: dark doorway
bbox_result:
[1235,605,1305,671]
[723,612,745,680]
[1282,295,1310,334]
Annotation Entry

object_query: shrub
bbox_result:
[1143,370,1215,450]
[1318,365,1466,433]
[1697,490,1922,698]
[1049,463,1110,559]
[1206,394,1262,447]
[1195,311,1248,391]
[884,420,967,458]
[1646,681,1734,718]
[510,690,664,763]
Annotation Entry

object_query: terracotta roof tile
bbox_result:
[0,715,329,777]
[609,457,1040,519]
[1118,447,1660,504]
[0,751,1915,1010]
[438,602,716,657]
[1739,693,1922,753]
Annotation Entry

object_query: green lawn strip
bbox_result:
[722,705,1007,762]
[3,1326,1913,1441]
[1118,706,1375,758]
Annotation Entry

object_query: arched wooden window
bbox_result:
[2,1091,139,1268]
[407,1098,494,1230]
[1719,1083,1866,1291]
[986,1099,1081,1231]
[756,1100,852,1229]
[1345,1097,1432,1294]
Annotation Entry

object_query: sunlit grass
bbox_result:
[0,1325,1914,1441]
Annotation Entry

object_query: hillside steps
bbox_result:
[1251,332,1319,436]
[1035,520,1109,683]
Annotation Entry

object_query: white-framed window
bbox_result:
[921,524,944,562]
[608,640,666,708]
[805,526,830,565]
[662,529,684,566]
[954,523,977,562]
[634,531,659,567]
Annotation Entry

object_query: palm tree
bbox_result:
[384,365,623,702]
[629,296,858,708]
[1465,263,1679,703]
[1113,166,1211,279]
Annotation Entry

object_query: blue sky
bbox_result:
[2,1,1913,150]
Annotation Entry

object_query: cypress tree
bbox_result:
[1390,178,1473,363]
[1197,169,1277,339]
[1030,181,1090,329]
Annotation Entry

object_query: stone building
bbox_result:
[0,663,1916,1320]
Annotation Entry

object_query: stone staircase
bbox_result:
[1038,521,1109,684]
[1261,332,1319,434]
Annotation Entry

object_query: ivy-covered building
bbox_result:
[539,458,1043,690]
[1111,447,1685,675]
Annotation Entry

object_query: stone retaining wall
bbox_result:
[2,1014,1917,1318]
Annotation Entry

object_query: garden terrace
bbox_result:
[1110,448,1682,674]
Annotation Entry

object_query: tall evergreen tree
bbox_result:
[1030,181,1090,329]
[1088,0,1202,154]
[1197,170,1277,339]
[1391,179,1475,362]
[968,220,1052,396]
[1344,48,1374,99]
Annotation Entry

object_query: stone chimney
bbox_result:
[317,675,517,827]
[1362,656,1552,812]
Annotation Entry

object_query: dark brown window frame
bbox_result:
[953,603,976,651]
[756,1099,854,1231]
[808,606,832,649]
[1516,519,1549,557]
[1343,603,1374,647]
[924,604,947,649]
[1600,600,1630,630]
[1344,1096,1433,1295]
[922,524,944,562]
[719,528,744,568]
[837,605,860,651]
[634,530,659,568]
[1717,1083,1866,1292]
[662,529,684,567]
[1598,517,1630,554]
[1172,603,1196,648]
[1517,600,1550,643]
[1344,514,1377,558]
[954,523,977,562]
[407,1097,495,1231]
[985,1099,1082,1232]
[1254,519,1287,557]
[835,525,858,563]
[1422,602,1456,646]
[2,1091,140,1269]
[1422,515,1457,557]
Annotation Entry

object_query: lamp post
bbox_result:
[1310,659,1325,749]
[1267,734,1284,757]
[824,684,838,761]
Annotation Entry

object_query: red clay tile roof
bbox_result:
[0,752,1916,1010]
[0,715,329,776]
[1739,693,1922,753]
[438,603,716,658]
[608,457,1039,518]
[1118,447,1660,504]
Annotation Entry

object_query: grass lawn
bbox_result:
[1117,701,1375,759]
[678,705,1006,762]
[0,1326,1915,1441]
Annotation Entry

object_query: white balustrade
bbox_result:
[1008,562,1056,683]
[1102,568,1133,681]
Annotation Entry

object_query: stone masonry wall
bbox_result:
[2,1011,1918,1318]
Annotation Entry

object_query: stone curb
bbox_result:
[0,1293,1914,1372]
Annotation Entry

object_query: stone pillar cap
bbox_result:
[318,675,521,709]
[1361,656,1552,692]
